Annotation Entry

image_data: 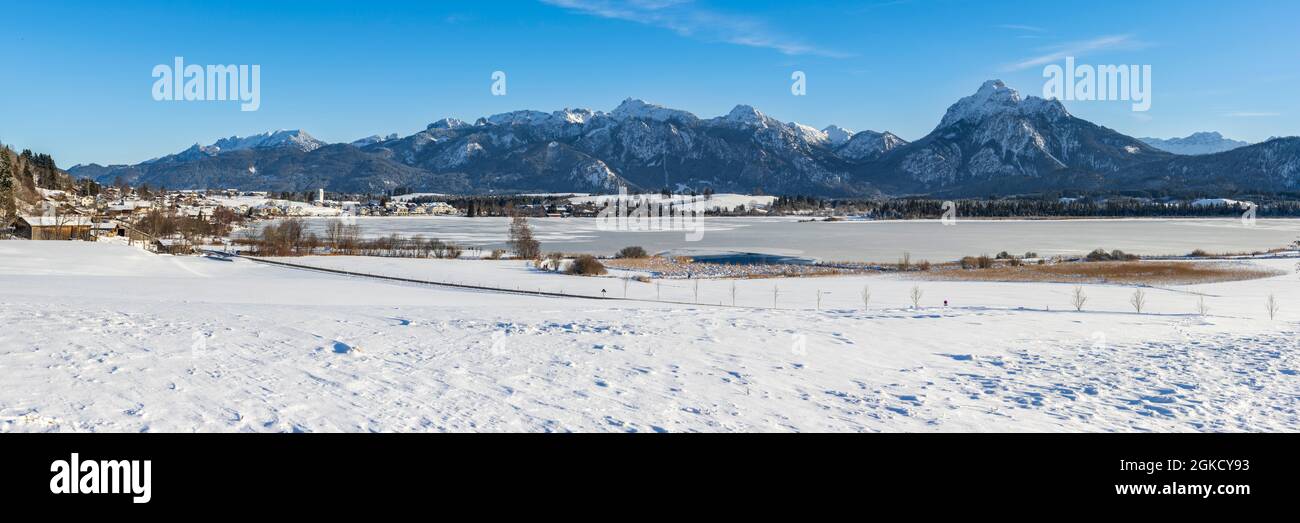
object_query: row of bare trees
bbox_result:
[246,219,464,259]
[1071,285,1280,318]
[135,208,241,241]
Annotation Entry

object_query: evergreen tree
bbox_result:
[0,151,16,220]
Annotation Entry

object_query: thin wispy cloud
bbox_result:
[541,0,849,57]
[1001,34,1144,72]
[1224,112,1281,118]
[998,24,1047,39]
[998,24,1047,33]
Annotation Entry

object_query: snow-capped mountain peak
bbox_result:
[838,130,908,161]
[894,80,1158,187]
[788,122,828,144]
[938,80,1021,129]
[823,125,855,146]
[350,133,401,147]
[937,80,1069,129]
[721,104,771,126]
[610,98,698,123]
[484,110,554,127]
[428,118,469,130]
[207,129,326,154]
[553,108,595,124]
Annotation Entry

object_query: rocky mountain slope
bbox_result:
[859,80,1173,196]
[355,99,903,196]
[1116,136,1300,193]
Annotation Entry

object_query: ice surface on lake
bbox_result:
[285,217,1300,263]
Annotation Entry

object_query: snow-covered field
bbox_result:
[1,241,1297,432]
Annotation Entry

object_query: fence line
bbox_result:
[205,249,779,310]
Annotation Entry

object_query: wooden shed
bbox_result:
[12,214,93,240]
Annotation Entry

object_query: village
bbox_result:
[0,182,755,260]
[0,186,466,254]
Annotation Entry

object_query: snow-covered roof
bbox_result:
[108,201,151,211]
[18,215,93,227]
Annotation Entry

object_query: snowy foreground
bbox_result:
[1,241,1297,432]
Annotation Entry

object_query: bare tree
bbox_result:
[1196,296,1209,316]
[816,289,823,310]
[507,214,540,260]
[730,281,737,306]
[861,285,871,310]
[898,251,911,271]
[49,203,84,241]
[910,285,923,309]
[773,284,779,308]
[1130,288,1146,313]
[1266,294,1279,320]
[1071,286,1088,312]
[546,252,564,272]
[325,219,343,248]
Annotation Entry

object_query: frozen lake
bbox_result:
[286,216,1300,263]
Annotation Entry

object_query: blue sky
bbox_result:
[1,0,1296,166]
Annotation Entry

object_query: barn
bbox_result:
[11,214,93,240]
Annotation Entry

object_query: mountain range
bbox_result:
[69,81,1300,197]
[1139,132,1252,155]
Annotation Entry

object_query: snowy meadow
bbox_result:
[2,225,1297,432]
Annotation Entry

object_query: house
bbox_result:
[12,214,94,240]
[425,202,459,216]
[104,201,151,219]
[91,220,123,238]
[152,236,193,255]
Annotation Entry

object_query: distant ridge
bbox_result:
[1140,132,1251,155]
